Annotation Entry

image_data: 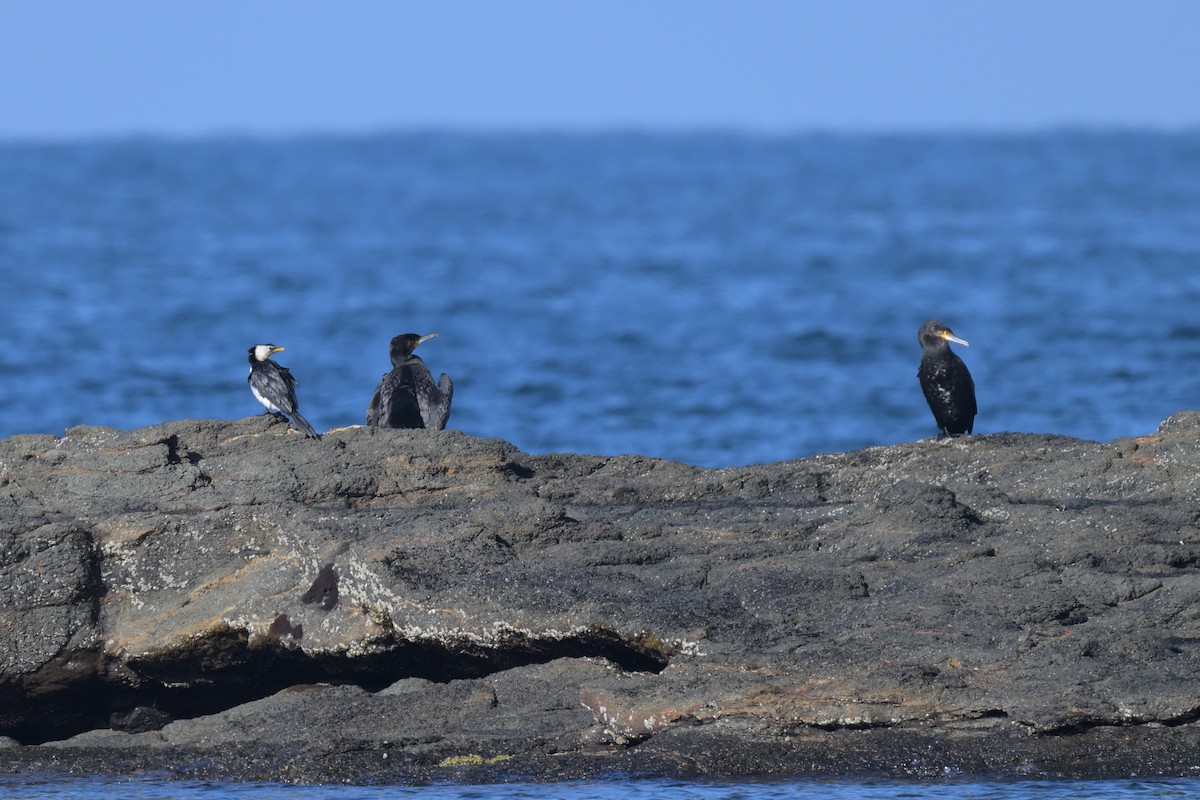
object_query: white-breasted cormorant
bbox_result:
[365,333,453,430]
[247,344,320,438]
[917,320,976,436]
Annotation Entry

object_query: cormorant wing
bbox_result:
[962,361,978,422]
[251,362,300,415]
[420,373,454,431]
[366,375,386,426]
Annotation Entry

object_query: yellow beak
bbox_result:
[940,331,969,347]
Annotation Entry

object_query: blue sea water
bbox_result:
[3,776,1200,799]
[2,131,1200,467]
[1,130,1200,794]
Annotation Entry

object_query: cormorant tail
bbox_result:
[289,410,321,439]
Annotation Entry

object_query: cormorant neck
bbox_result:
[391,352,423,368]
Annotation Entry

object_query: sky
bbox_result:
[1,1,1198,137]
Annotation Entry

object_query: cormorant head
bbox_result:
[918,320,968,350]
[389,332,437,363]
[250,343,285,362]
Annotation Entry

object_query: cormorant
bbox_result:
[917,320,976,436]
[247,344,320,438]
[365,332,453,430]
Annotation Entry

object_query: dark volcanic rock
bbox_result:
[4,412,1200,782]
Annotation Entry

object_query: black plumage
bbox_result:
[247,344,320,438]
[917,320,976,436]
[366,333,453,430]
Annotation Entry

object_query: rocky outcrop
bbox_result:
[3,413,1200,782]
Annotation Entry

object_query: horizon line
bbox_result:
[2,121,1199,145]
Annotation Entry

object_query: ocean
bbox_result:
[3,776,1200,799]
[2,131,1198,467]
[1,131,1199,796]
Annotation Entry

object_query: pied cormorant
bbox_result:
[247,344,320,439]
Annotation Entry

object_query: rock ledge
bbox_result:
[3,413,1200,782]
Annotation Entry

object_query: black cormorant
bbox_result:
[917,320,976,436]
[365,333,453,430]
[247,344,320,439]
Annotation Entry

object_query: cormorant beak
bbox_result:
[417,333,438,346]
[269,346,286,355]
[940,331,969,347]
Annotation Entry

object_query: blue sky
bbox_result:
[2,1,1197,137]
